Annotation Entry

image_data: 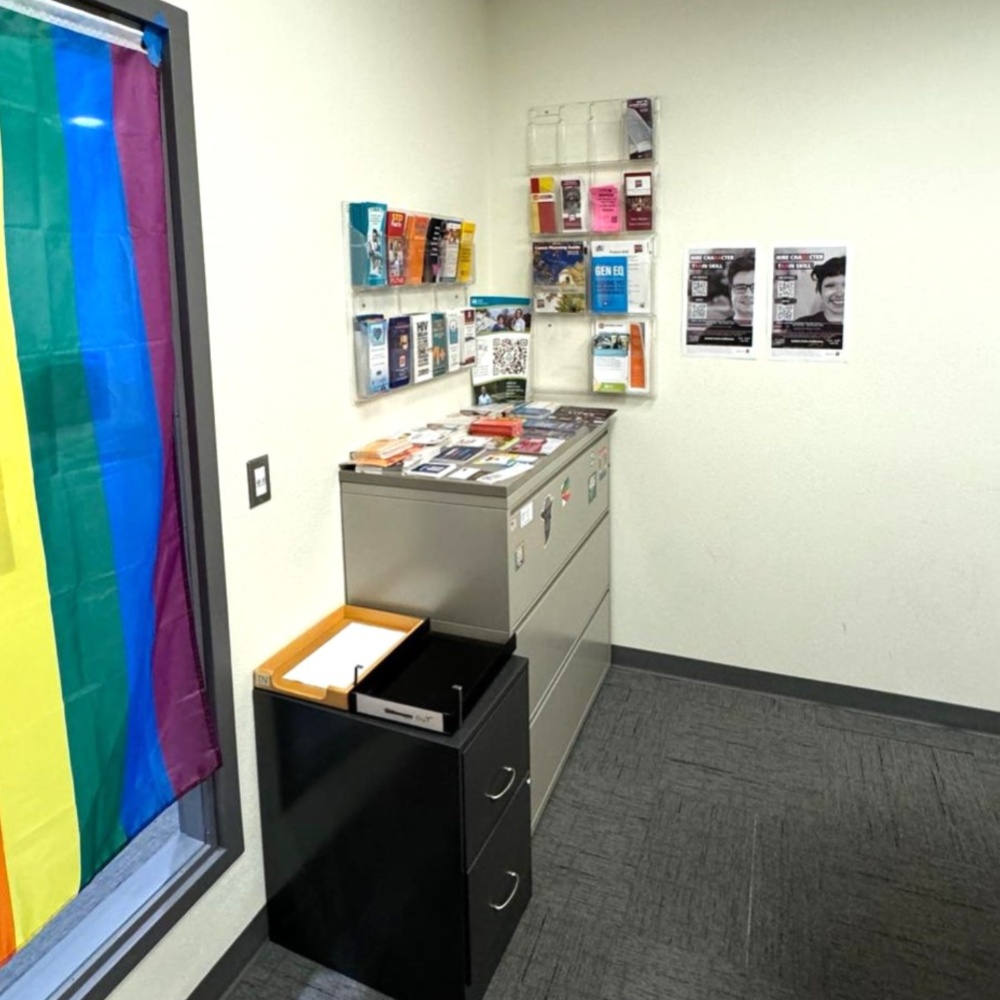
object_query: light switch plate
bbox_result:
[247,455,271,508]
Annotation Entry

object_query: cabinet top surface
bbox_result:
[339,422,610,505]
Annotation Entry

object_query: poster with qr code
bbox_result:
[684,247,757,358]
[469,297,532,404]
[771,246,847,361]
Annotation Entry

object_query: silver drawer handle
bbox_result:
[490,871,520,911]
[484,766,516,801]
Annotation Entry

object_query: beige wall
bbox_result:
[108,2,492,997]
[485,0,1000,711]
[111,0,1000,996]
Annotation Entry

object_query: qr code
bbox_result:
[691,279,708,297]
[689,303,708,321]
[775,304,795,322]
[776,281,796,298]
[492,337,528,375]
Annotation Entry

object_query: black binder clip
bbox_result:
[452,684,464,729]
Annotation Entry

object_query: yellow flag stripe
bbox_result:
[0,127,81,948]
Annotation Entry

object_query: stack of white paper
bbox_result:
[285,622,406,689]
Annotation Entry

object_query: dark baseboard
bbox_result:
[612,645,1000,737]
[187,908,267,1000]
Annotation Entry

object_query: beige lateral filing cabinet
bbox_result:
[339,424,611,825]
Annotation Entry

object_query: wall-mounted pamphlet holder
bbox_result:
[253,605,429,709]
[344,201,479,403]
[527,97,655,169]
[526,98,659,399]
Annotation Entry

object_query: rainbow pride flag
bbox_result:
[0,10,220,965]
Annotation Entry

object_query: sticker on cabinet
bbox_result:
[520,502,534,528]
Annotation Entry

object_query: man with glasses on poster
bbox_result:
[701,253,755,346]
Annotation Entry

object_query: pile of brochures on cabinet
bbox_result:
[342,401,615,487]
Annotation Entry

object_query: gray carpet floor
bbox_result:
[225,665,1000,1000]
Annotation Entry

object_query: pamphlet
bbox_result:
[592,239,651,313]
[353,314,389,397]
[386,210,406,286]
[590,254,628,313]
[468,297,532,405]
[589,184,621,232]
[533,241,587,313]
[439,220,462,282]
[407,462,459,479]
[348,202,387,287]
[591,320,649,394]
[560,177,585,231]
[624,172,653,231]
[457,221,476,283]
[411,313,433,382]
[591,322,630,392]
[625,97,654,159]
[529,175,558,234]
[472,330,530,405]
[478,462,535,485]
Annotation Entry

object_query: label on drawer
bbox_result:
[355,693,445,732]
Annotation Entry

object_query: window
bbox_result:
[0,2,241,998]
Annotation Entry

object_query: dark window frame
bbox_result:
[5,1,244,998]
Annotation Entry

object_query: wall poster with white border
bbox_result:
[683,247,757,358]
[771,246,847,361]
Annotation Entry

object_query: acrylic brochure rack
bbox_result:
[526,98,658,399]
[343,201,478,403]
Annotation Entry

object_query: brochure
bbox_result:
[591,322,630,392]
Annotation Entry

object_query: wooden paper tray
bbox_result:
[253,605,428,709]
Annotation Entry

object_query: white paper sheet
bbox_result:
[284,622,407,689]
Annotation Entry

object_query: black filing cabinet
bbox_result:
[254,654,531,1000]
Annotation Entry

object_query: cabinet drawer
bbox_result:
[529,593,610,825]
[466,780,532,997]
[462,666,529,868]
[518,513,609,716]
[506,432,610,629]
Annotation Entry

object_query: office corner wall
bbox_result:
[484,0,1000,713]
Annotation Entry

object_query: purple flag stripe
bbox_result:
[112,46,220,793]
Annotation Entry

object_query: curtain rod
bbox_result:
[0,0,145,51]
